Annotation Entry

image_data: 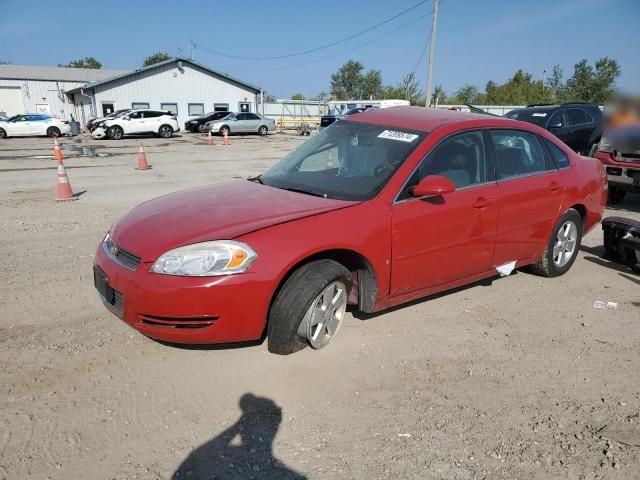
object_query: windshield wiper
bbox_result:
[282,187,326,198]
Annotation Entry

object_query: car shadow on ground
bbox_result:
[351,273,503,320]
[172,393,306,480]
[580,244,640,279]
[605,195,640,214]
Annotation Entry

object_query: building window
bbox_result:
[161,103,178,115]
[131,102,150,109]
[188,103,204,116]
[239,102,251,113]
[214,103,229,112]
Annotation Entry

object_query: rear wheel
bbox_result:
[608,185,627,205]
[531,209,582,277]
[46,126,61,137]
[268,259,352,355]
[0,128,6,139]
[158,124,173,138]
[107,126,123,140]
[258,125,268,136]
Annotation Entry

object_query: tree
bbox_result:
[143,52,172,67]
[452,84,480,104]
[291,93,304,100]
[361,70,383,100]
[545,65,565,102]
[312,91,330,102]
[564,57,620,104]
[330,60,365,99]
[0,60,11,65]
[59,57,102,69]
[432,84,446,106]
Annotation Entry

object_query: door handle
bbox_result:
[472,197,494,209]
[549,182,561,193]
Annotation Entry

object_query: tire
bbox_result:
[220,126,230,137]
[107,126,123,140]
[198,124,207,133]
[531,209,582,277]
[607,186,627,205]
[158,124,173,138]
[0,128,6,139]
[46,127,61,137]
[588,143,598,157]
[268,259,352,355]
[258,125,268,136]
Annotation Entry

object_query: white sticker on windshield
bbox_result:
[377,130,419,142]
[532,113,547,117]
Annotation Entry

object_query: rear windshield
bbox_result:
[505,110,549,128]
[261,120,426,201]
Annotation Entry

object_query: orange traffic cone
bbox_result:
[208,129,215,145]
[135,142,152,170]
[223,130,230,146]
[55,162,77,202]
[53,138,63,162]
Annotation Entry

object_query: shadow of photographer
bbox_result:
[172,393,306,480]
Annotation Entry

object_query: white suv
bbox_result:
[93,110,179,140]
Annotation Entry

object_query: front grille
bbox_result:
[139,314,218,329]
[114,247,141,270]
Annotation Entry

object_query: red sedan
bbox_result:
[94,107,607,354]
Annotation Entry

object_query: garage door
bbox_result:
[0,87,24,116]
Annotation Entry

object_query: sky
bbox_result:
[1,0,638,99]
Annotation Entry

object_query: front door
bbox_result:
[391,130,499,295]
[102,103,115,116]
[565,108,593,153]
[489,129,565,265]
[233,113,250,132]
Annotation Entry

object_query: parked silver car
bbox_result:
[206,112,276,136]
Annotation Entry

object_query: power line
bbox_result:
[227,12,432,73]
[194,0,428,61]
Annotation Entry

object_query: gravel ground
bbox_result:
[0,132,639,480]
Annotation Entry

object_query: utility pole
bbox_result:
[425,0,439,107]
[188,39,193,60]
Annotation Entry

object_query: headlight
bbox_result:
[598,136,613,153]
[151,241,257,276]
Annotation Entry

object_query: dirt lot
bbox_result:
[0,132,639,480]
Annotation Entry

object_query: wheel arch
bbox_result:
[567,203,587,232]
[269,248,379,317]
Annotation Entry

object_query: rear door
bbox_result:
[490,129,565,266]
[245,113,261,132]
[391,130,499,294]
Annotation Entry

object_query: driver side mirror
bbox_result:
[548,122,563,129]
[411,175,456,198]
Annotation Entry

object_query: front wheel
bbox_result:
[0,128,6,139]
[158,125,173,138]
[608,185,627,205]
[268,259,352,355]
[198,124,207,133]
[107,126,123,140]
[258,125,268,136]
[220,126,230,137]
[531,209,582,277]
[46,127,61,137]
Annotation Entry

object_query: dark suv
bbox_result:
[506,103,602,154]
[185,111,231,133]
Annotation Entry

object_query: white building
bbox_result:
[65,58,260,129]
[0,64,127,119]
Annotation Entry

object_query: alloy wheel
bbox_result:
[553,220,578,267]
[297,281,347,349]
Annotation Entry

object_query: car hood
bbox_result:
[110,180,359,261]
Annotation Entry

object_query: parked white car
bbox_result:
[0,114,71,138]
[93,109,180,140]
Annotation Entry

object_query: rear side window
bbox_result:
[567,108,592,125]
[490,130,547,180]
[247,113,261,120]
[544,139,570,168]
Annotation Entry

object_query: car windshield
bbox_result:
[505,110,549,128]
[260,121,426,201]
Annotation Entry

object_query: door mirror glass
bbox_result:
[411,175,456,197]
[548,122,563,129]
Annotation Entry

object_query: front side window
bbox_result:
[128,111,142,120]
[160,103,178,115]
[11,115,28,122]
[547,110,567,128]
[491,130,546,180]
[400,131,487,200]
[235,113,248,121]
[261,121,425,201]
[567,108,591,125]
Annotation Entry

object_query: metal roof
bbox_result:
[0,64,129,82]
[65,57,260,94]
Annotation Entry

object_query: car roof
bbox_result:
[346,106,517,132]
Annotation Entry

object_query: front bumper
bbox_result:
[594,151,640,187]
[93,241,275,344]
[91,127,107,139]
